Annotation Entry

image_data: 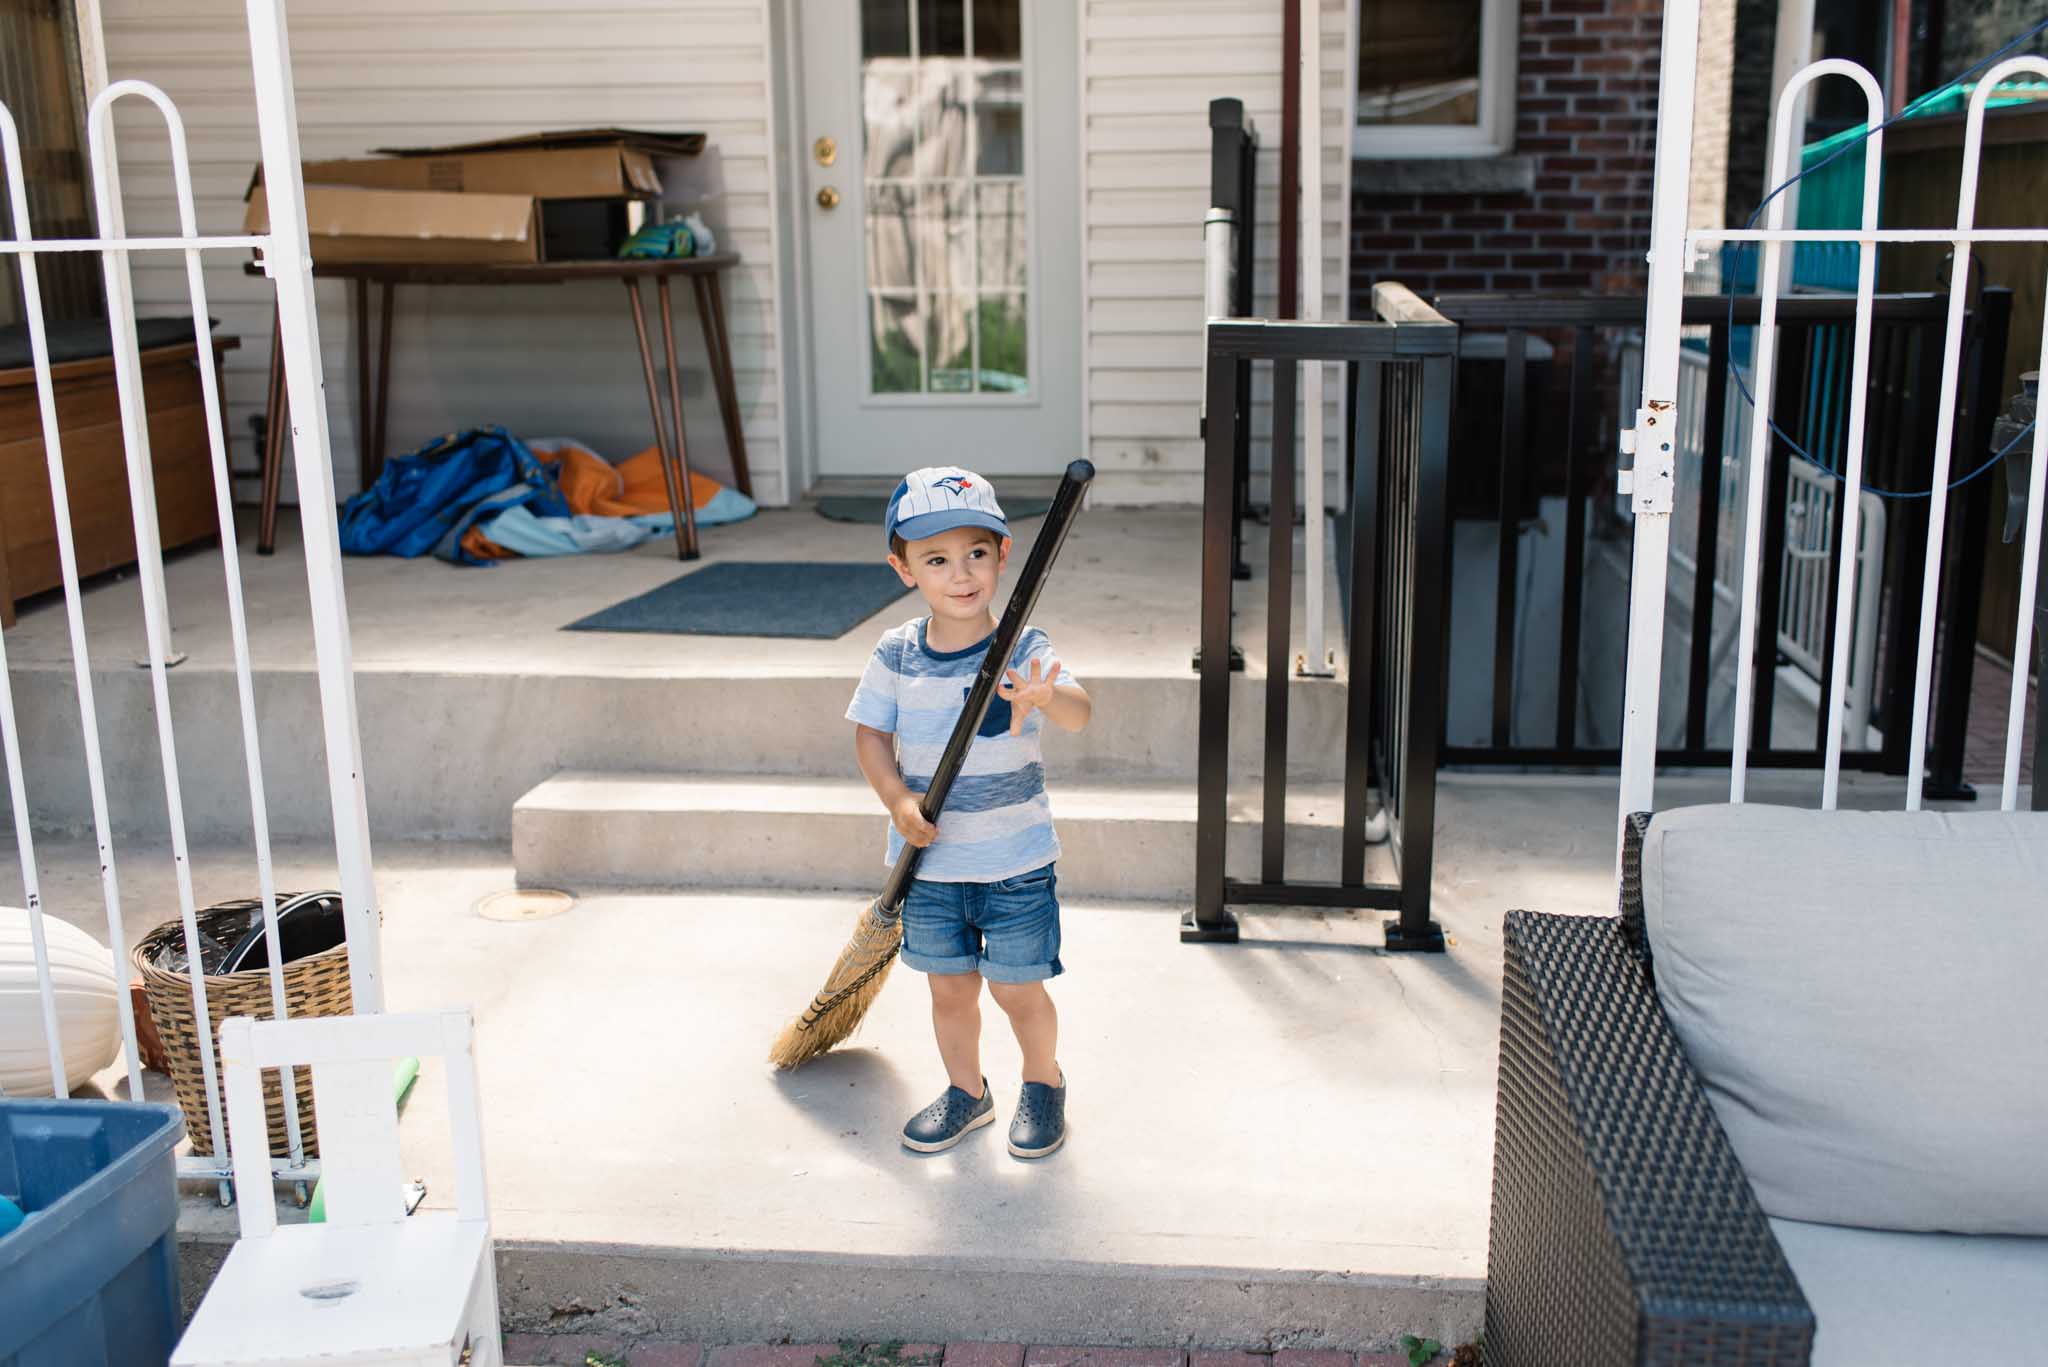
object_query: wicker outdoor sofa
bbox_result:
[1483,805,2048,1367]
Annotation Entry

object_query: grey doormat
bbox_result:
[563,561,912,639]
[816,494,1054,525]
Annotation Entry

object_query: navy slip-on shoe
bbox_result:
[1008,1070,1066,1159]
[902,1077,995,1153]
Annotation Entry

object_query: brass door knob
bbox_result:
[817,186,842,210]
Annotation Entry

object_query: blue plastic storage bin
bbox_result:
[0,1098,186,1367]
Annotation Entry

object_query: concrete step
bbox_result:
[5,665,1350,842]
[513,772,1381,899]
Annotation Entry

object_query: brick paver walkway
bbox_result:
[502,1342,1460,1367]
[1963,648,2038,788]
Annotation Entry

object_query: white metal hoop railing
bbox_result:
[1621,12,2048,841]
[0,0,382,1203]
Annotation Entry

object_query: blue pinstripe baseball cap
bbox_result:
[883,466,1009,549]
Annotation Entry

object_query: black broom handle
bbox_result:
[877,459,1096,915]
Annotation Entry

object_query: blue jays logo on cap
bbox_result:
[884,466,1009,550]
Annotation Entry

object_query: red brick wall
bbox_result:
[1349,0,1666,305]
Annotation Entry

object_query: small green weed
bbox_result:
[815,1342,943,1367]
[585,1353,629,1367]
[1399,1334,1444,1367]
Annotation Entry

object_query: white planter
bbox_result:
[0,908,122,1097]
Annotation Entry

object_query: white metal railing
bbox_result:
[1619,13,2048,838]
[1620,339,1744,584]
[0,0,382,1203]
[1620,337,1886,744]
[1778,460,1885,746]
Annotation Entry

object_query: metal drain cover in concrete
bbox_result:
[474,889,575,922]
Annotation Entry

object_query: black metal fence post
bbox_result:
[1341,361,1384,886]
[1190,296,1456,948]
[1388,350,1452,952]
[1928,287,2013,799]
[1207,97,1257,588]
[1189,347,1245,943]
[1882,323,1949,776]
[1262,360,1298,884]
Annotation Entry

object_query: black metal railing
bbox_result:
[1423,289,2011,792]
[1207,97,1259,597]
[1189,286,1456,950]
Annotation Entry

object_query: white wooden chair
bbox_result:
[173,1009,503,1367]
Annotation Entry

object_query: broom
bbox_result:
[770,459,1097,1069]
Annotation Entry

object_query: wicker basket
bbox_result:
[131,894,356,1157]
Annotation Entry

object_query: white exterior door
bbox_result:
[797,0,1081,478]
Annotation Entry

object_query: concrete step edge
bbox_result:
[514,772,1354,828]
[176,1234,1483,1353]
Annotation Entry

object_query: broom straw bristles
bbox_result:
[769,898,904,1069]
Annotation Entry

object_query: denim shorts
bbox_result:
[900,863,1063,982]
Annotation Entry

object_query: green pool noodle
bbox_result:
[307,1055,421,1224]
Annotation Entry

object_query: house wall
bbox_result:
[98,0,790,506]
[1689,0,1738,287]
[1724,0,1780,227]
[1928,0,2046,76]
[1349,0,1666,301]
[1081,0,1352,506]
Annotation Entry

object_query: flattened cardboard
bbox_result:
[371,128,706,159]
[243,185,538,264]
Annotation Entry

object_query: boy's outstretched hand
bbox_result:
[999,658,1065,736]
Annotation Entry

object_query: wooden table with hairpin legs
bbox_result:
[247,252,750,560]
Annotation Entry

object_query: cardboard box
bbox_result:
[287,154,653,260]
[242,184,539,265]
[244,131,703,264]
[301,143,663,201]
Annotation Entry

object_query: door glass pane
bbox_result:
[917,65,973,179]
[866,183,916,290]
[859,0,1029,398]
[870,292,924,394]
[919,0,966,58]
[929,293,976,393]
[863,67,916,178]
[862,0,910,59]
[975,182,1026,289]
[977,294,1028,393]
[973,66,1024,175]
[1356,0,1484,126]
[918,183,973,297]
[972,0,1020,60]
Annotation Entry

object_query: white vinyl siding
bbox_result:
[1082,0,1352,506]
[100,0,790,506]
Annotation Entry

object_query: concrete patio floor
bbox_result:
[0,502,1309,681]
[11,767,2001,1350]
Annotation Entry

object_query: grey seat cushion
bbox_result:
[1771,1218,2048,1366]
[1642,804,2048,1234]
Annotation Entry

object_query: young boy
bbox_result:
[845,466,1092,1160]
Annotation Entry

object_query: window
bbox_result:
[1353,0,1518,158]
[860,0,1030,398]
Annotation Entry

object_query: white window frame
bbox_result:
[1350,0,1519,159]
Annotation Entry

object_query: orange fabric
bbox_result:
[616,446,727,512]
[534,442,727,516]
[455,443,729,562]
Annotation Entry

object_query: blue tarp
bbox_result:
[339,426,568,565]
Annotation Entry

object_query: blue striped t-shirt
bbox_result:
[846,617,1070,882]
